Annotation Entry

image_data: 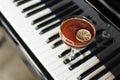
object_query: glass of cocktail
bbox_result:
[59,17,96,60]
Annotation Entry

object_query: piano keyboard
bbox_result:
[0,0,120,80]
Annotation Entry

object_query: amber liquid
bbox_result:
[60,18,96,48]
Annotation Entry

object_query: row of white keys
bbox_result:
[0,0,61,61]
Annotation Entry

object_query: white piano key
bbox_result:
[83,65,106,80]
[98,72,113,80]
[84,50,91,56]
[106,75,115,80]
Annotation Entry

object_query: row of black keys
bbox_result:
[59,29,114,69]
[59,31,120,79]
[13,0,85,48]
[14,0,97,49]
[16,0,85,31]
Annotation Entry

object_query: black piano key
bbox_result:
[97,47,120,65]
[111,64,120,78]
[40,9,83,34]
[40,22,60,34]
[93,63,120,80]
[26,0,62,17]
[115,76,120,80]
[22,2,42,13]
[92,49,120,80]
[36,4,75,29]
[33,12,53,25]
[72,9,83,16]
[90,38,113,53]
[69,38,113,70]
[22,0,50,13]
[80,47,120,79]
[104,52,120,70]
[59,7,82,21]
[80,63,103,79]
[36,5,78,29]
[13,0,20,2]
[16,0,31,6]
[57,5,79,19]
[51,40,63,49]
[86,16,92,20]
[32,1,74,25]
[92,20,97,25]
[90,69,109,80]
[46,33,60,43]
[36,17,58,30]
[58,48,71,58]
[26,6,47,17]
[97,40,113,61]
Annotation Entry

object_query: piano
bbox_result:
[0,0,120,80]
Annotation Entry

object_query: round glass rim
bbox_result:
[59,17,96,48]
